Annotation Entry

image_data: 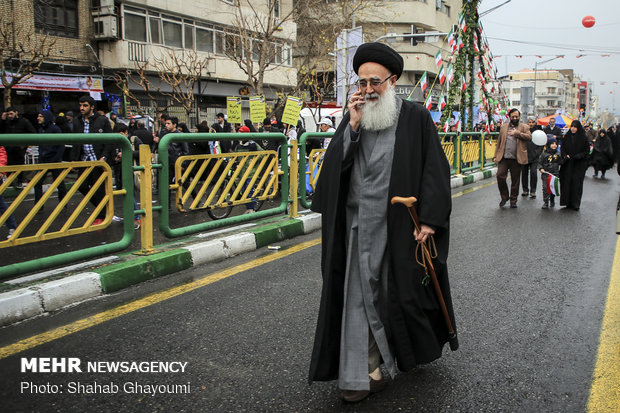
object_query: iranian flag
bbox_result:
[435,50,443,68]
[439,65,446,84]
[457,36,464,50]
[545,173,560,196]
[424,93,433,110]
[458,12,467,33]
[473,31,480,52]
[448,64,454,82]
[443,120,450,132]
[420,71,428,92]
[461,76,467,91]
[440,94,447,110]
[447,28,455,48]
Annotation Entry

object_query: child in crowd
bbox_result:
[538,137,563,209]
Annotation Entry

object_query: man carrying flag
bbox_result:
[538,137,562,209]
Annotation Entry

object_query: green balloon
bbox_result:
[500,110,506,115]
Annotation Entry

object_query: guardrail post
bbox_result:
[289,139,299,218]
[479,133,485,171]
[138,144,154,255]
[455,133,462,175]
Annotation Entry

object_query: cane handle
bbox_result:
[391,196,418,208]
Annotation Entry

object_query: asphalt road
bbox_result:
[0,167,618,412]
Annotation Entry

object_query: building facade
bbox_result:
[502,68,586,119]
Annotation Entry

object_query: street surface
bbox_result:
[1,167,618,412]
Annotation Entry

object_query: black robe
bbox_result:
[559,130,590,208]
[309,100,458,382]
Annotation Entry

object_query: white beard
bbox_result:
[360,83,399,132]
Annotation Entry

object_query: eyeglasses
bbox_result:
[357,75,393,89]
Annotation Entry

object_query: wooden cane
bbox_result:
[391,196,456,339]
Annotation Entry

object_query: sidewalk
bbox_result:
[0,168,496,326]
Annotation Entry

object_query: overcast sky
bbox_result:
[480,0,620,116]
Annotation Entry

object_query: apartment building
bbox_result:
[503,68,585,118]
[1,0,297,125]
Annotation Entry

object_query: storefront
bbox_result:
[1,72,108,119]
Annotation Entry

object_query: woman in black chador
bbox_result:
[591,129,614,179]
[559,120,590,210]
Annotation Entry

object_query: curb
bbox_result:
[0,167,496,326]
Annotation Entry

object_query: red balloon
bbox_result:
[582,15,595,28]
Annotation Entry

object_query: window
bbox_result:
[184,24,195,49]
[163,17,183,48]
[252,39,261,61]
[150,17,161,44]
[512,101,520,106]
[196,27,214,53]
[270,0,280,18]
[124,12,147,42]
[34,0,79,38]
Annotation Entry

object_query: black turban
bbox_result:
[353,42,404,79]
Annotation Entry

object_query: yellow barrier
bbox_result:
[442,143,455,167]
[306,149,326,192]
[173,151,279,212]
[461,140,481,164]
[0,161,116,248]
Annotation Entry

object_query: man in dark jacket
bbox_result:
[309,42,457,403]
[132,120,155,150]
[71,95,112,225]
[1,106,36,187]
[521,117,543,198]
[34,110,67,205]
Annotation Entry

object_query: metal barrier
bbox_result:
[0,129,500,278]
[298,132,330,209]
[157,132,288,238]
[173,151,279,213]
[0,161,114,246]
[0,133,135,279]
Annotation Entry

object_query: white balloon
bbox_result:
[532,130,547,146]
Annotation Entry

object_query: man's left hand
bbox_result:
[415,224,435,244]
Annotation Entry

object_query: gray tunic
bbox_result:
[338,100,402,390]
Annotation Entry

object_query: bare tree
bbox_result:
[155,49,209,120]
[0,0,56,107]
[116,49,210,130]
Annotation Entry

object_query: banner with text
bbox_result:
[281,96,303,126]
[226,97,242,124]
[249,95,266,124]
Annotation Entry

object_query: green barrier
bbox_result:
[0,133,135,279]
[298,132,332,209]
[157,132,289,238]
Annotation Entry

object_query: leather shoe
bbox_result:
[341,377,387,403]
[499,199,507,207]
[510,203,517,208]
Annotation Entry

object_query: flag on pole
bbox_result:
[440,94,446,110]
[473,31,480,52]
[545,173,560,196]
[447,28,455,48]
[420,71,428,92]
[424,93,433,110]
[447,64,454,83]
[443,120,450,132]
[458,12,467,33]
[434,50,443,68]
[457,36,464,50]
[461,76,467,91]
[438,65,446,85]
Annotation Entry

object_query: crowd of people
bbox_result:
[493,108,619,211]
[0,96,341,238]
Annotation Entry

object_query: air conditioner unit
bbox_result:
[94,15,118,40]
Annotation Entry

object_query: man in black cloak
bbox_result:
[308,42,458,403]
